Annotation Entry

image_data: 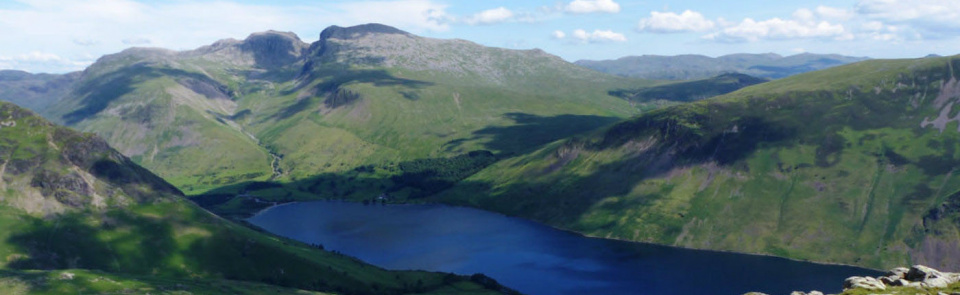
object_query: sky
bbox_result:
[0,0,958,73]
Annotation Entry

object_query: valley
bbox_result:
[0,17,956,295]
[437,55,960,271]
[0,101,513,294]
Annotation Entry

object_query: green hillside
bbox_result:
[0,101,512,294]
[0,269,330,295]
[33,24,645,200]
[436,55,960,270]
[609,73,768,111]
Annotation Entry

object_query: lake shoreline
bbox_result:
[246,198,886,275]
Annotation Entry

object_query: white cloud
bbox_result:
[637,10,715,33]
[17,51,64,62]
[565,0,621,14]
[331,0,452,32]
[862,21,885,31]
[703,6,855,43]
[122,38,151,45]
[552,30,566,39]
[793,8,816,24]
[571,29,626,43]
[0,51,92,72]
[706,17,847,42]
[72,39,100,46]
[816,6,853,20]
[855,0,960,24]
[854,0,960,39]
[0,0,454,73]
[464,7,514,25]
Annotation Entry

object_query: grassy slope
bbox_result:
[609,73,768,111]
[840,281,960,295]
[436,55,960,270]
[46,29,657,209]
[0,269,329,295]
[42,30,651,199]
[0,101,510,295]
[40,56,275,194]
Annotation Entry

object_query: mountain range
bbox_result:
[6,24,648,203]
[576,53,869,80]
[1,22,958,281]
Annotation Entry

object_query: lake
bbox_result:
[247,201,882,295]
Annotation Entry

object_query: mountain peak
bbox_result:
[240,30,308,68]
[246,30,301,41]
[319,23,410,40]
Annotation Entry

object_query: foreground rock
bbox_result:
[840,265,959,293]
[843,276,886,290]
[743,265,959,295]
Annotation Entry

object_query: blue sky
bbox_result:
[1,0,958,73]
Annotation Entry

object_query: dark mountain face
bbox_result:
[318,23,410,40]
[240,30,307,69]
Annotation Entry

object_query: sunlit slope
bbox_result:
[438,55,960,270]
[43,24,644,195]
[0,101,512,295]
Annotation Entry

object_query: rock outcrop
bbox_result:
[842,265,960,293]
[843,276,886,291]
[744,265,959,295]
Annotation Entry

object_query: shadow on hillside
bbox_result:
[435,78,960,229]
[444,112,622,155]
[63,65,157,125]
[435,107,804,229]
[270,68,434,121]
[63,66,234,125]
[192,151,502,218]
[4,204,489,294]
[607,73,768,104]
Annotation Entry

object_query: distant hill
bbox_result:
[438,55,960,271]
[1,24,645,202]
[576,53,869,80]
[0,100,512,294]
[609,73,768,110]
[0,70,78,112]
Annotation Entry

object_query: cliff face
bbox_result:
[912,192,960,269]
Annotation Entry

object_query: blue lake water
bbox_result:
[247,201,882,295]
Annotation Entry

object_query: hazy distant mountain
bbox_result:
[0,69,79,112]
[576,53,869,80]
